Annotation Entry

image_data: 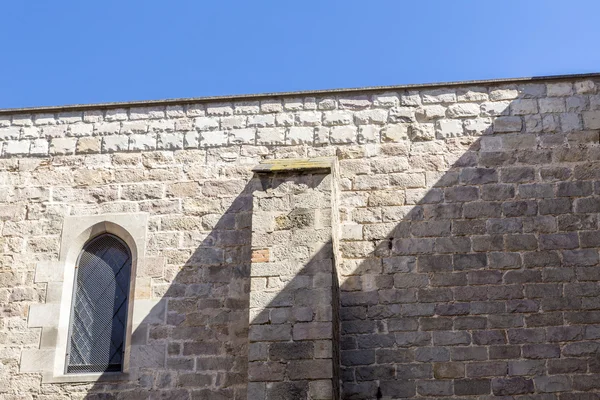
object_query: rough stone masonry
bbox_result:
[1,73,600,399]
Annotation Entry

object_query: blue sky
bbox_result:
[1,0,599,109]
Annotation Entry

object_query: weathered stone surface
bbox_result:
[0,75,599,400]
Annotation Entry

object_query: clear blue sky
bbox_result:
[1,0,599,109]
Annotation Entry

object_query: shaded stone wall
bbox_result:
[0,75,599,399]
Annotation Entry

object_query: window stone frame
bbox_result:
[21,213,149,383]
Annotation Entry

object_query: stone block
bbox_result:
[28,303,60,327]
[19,349,54,373]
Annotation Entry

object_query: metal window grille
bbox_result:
[66,234,132,374]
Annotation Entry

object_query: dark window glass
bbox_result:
[66,234,132,373]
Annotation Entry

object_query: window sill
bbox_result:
[42,371,130,384]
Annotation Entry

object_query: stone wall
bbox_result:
[0,74,600,399]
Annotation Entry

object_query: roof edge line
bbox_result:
[2,72,600,115]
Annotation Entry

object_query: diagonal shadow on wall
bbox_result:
[77,86,600,400]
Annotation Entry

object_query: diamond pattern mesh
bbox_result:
[67,234,131,373]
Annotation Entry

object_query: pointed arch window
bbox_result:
[66,234,132,373]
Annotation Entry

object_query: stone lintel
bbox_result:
[252,157,336,173]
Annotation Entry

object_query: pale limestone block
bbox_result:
[524,115,543,133]
[518,83,546,98]
[358,125,380,143]
[493,116,522,133]
[129,133,157,151]
[566,96,588,113]
[67,123,94,138]
[12,115,33,126]
[183,131,199,148]
[57,111,83,123]
[104,108,128,121]
[283,97,304,111]
[5,140,30,155]
[382,124,409,142]
[121,121,148,134]
[583,110,600,129]
[42,125,68,138]
[83,110,103,123]
[201,130,228,147]
[560,113,582,132]
[206,103,233,116]
[257,127,285,145]
[165,105,185,118]
[422,89,456,104]
[222,116,248,131]
[317,97,337,110]
[480,101,510,116]
[0,127,21,140]
[539,97,566,113]
[34,261,64,283]
[310,380,333,399]
[194,117,219,131]
[574,80,595,94]
[339,95,371,109]
[247,114,275,128]
[157,132,183,150]
[489,85,518,101]
[373,92,399,107]
[330,126,357,144]
[463,118,492,136]
[417,105,446,120]
[132,299,166,325]
[446,103,479,118]
[542,114,559,132]
[410,123,435,141]
[229,128,256,145]
[322,111,353,126]
[234,101,260,114]
[33,113,56,125]
[275,113,295,126]
[49,138,76,155]
[354,109,387,125]
[305,97,317,110]
[295,111,322,126]
[149,119,174,132]
[94,121,121,136]
[590,95,600,110]
[28,303,60,327]
[129,106,165,120]
[480,136,503,152]
[314,127,330,145]
[260,99,283,113]
[130,344,166,368]
[43,283,62,305]
[21,127,40,139]
[436,119,464,137]
[457,87,488,102]
[19,349,54,373]
[287,127,314,145]
[341,224,363,240]
[400,91,422,106]
[547,82,573,97]
[511,99,538,115]
[0,115,11,127]
[102,135,129,152]
[174,118,193,131]
[186,103,205,117]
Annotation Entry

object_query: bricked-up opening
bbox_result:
[247,158,340,400]
[67,234,132,373]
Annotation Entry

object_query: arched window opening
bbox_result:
[66,233,132,373]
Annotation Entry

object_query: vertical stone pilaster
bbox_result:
[248,159,339,400]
